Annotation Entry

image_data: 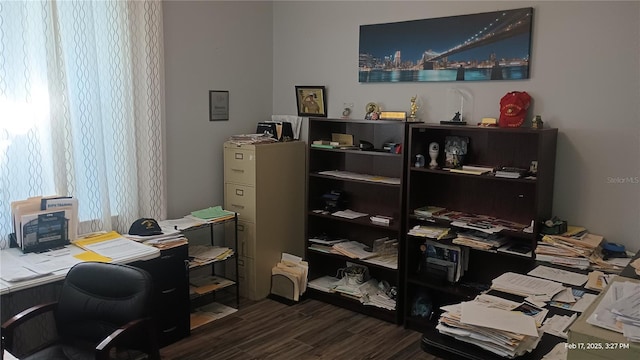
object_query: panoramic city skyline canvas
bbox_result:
[359,8,533,83]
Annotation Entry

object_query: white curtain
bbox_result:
[0,0,165,249]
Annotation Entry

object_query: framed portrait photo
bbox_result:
[209,90,229,121]
[295,86,327,117]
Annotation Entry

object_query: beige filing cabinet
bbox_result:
[223,140,305,300]
[567,276,640,360]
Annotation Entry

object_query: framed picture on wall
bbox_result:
[359,7,534,83]
[295,86,327,117]
[209,90,229,121]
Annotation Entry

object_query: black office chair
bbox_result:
[1,262,160,360]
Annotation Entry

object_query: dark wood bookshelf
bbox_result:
[404,124,558,358]
[305,117,408,324]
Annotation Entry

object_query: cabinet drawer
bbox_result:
[237,256,256,300]
[227,220,255,259]
[224,147,256,185]
[225,184,256,222]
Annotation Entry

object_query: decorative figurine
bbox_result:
[532,115,543,129]
[415,154,425,168]
[408,95,419,122]
[428,142,439,168]
[451,111,462,122]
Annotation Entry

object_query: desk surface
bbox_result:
[1,241,159,295]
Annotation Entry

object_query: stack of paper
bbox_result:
[437,300,543,358]
[587,280,640,342]
[407,225,450,239]
[535,230,604,270]
[191,206,236,222]
[491,272,565,302]
[10,195,79,251]
[188,245,234,268]
[332,241,377,259]
[452,230,508,250]
[271,253,308,301]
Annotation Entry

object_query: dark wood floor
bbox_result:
[160,298,443,360]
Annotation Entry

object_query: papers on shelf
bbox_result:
[332,241,377,259]
[317,170,400,185]
[308,275,340,293]
[188,245,234,267]
[407,225,450,239]
[227,133,277,145]
[157,217,207,231]
[331,209,368,219]
[190,275,235,295]
[191,206,235,221]
[527,265,588,287]
[541,342,568,360]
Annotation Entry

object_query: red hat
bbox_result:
[499,91,531,128]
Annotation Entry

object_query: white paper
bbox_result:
[460,301,539,337]
[528,265,588,286]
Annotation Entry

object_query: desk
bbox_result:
[1,243,159,295]
[1,240,160,355]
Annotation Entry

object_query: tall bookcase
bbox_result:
[403,124,557,332]
[305,117,407,324]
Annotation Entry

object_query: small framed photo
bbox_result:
[209,90,229,121]
[295,86,327,117]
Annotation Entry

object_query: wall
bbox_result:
[272,1,640,250]
[163,1,274,219]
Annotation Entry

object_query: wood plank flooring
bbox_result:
[160,298,443,360]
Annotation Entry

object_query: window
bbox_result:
[0,0,165,248]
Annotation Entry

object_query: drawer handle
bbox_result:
[235,153,243,159]
[235,189,244,196]
[238,259,244,266]
[231,168,244,173]
[231,204,244,209]
[237,224,245,231]
[160,255,174,260]
[162,326,177,333]
[161,288,177,294]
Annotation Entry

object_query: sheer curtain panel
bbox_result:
[0,0,165,249]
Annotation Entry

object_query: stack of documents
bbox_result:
[271,253,308,301]
[191,206,235,222]
[535,229,604,270]
[407,225,450,239]
[188,245,234,268]
[452,229,508,250]
[437,299,543,358]
[587,280,640,342]
[10,195,79,252]
[491,272,565,302]
[332,241,377,259]
[227,133,278,145]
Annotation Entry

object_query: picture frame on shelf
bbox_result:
[295,86,327,117]
[209,90,229,121]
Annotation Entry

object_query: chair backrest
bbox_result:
[54,262,154,345]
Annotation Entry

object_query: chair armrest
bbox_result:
[1,301,58,353]
[95,317,160,360]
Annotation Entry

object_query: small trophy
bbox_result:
[408,95,419,122]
